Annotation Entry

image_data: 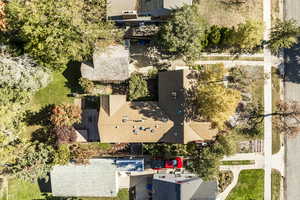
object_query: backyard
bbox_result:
[0,178,128,200]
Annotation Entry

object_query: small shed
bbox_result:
[81,44,130,83]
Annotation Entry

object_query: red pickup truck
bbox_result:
[151,157,183,170]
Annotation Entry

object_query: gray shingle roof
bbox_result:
[51,159,118,197]
[152,173,217,200]
[81,45,129,82]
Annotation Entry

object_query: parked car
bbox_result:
[151,157,183,170]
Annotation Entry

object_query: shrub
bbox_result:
[128,74,149,101]
[79,77,94,93]
[53,126,77,144]
[208,25,222,45]
[53,144,71,165]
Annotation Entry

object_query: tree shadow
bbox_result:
[31,127,57,146]
[38,176,52,193]
[284,40,300,83]
[63,61,83,93]
[24,104,54,126]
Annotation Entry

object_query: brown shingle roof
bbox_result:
[98,70,217,144]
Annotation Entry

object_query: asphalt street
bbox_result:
[284,1,300,198]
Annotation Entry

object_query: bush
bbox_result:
[79,77,94,93]
[53,144,71,165]
[53,126,77,144]
[208,25,222,45]
[128,74,149,101]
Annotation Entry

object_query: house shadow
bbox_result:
[63,61,83,93]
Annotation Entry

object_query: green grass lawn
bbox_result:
[32,71,73,109]
[221,160,255,166]
[272,68,281,154]
[226,169,264,200]
[1,179,128,200]
[272,169,281,200]
[24,63,82,140]
[1,179,44,200]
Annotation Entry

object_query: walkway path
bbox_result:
[217,153,264,200]
[263,0,272,196]
[217,148,285,200]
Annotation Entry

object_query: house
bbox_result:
[107,0,193,22]
[152,173,218,200]
[98,69,217,144]
[51,158,144,197]
[81,44,130,83]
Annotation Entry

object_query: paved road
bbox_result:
[284,1,300,199]
[284,42,300,200]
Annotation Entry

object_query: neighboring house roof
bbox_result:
[98,69,217,144]
[51,159,118,197]
[107,0,192,19]
[81,45,129,82]
[152,173,217,200]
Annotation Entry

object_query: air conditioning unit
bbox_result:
[122,10,137,19]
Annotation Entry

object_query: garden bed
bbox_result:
[218,170,233,192]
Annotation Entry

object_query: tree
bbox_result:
[187,142,224,181]
[0,53,51,138]
[158,5,208,60]
[194,64,241,128]
[234,20,264,51]
[2,142,55,182]
[4,0,122,69]
[268,19,299,55]
[50,104,81,127]
[128,73,149,101]
[0,1,6,30]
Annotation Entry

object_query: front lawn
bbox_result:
[272,169,281,200]
[221,160,255,166]
[272,68,281,154]
[226,169,264,200]
[194,0,263,27]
